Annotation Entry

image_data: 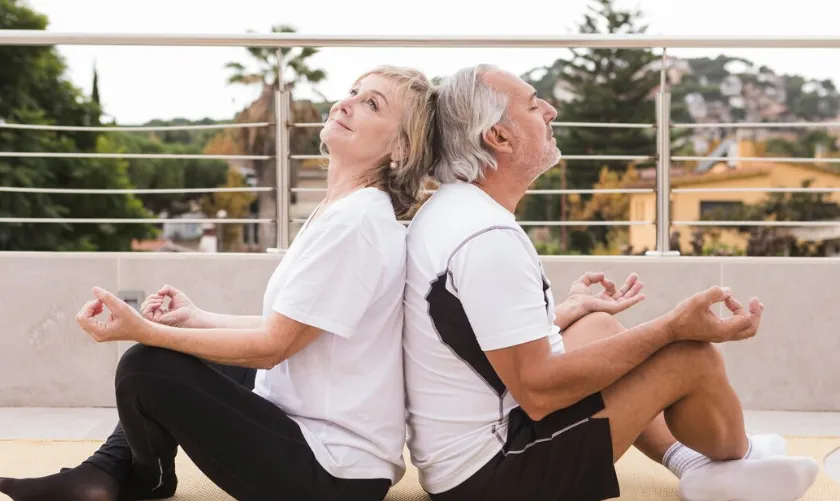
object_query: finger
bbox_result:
[77,299,103,320]
[600,278,617,297]
[92,287,124,312]
[619,279,643,300]
[723,295,746,317]
[577,272,604,287]
[141,296,163,312]
[615,273,639,298]
[76,300,105,335]
[614,294,646,313]
[721,297,761,340]
[698,285,733,307]
[748,297,763,325]
[157,284,180,299]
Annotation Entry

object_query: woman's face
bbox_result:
[320,73,408,168]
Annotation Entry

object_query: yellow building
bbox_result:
[627,143,840,254]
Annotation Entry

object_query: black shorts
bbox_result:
[430,393,620,501]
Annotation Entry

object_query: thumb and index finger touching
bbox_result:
[694,285,763,339]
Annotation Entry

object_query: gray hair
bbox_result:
[432,64,511,183]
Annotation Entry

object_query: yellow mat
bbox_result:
[1,438,838,500]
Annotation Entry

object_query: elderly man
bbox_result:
[402,64,818,501]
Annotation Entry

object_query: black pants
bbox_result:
[84,344,391,501]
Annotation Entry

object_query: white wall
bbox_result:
[1,252,838,411]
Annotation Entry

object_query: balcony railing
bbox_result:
[1,32,840,254]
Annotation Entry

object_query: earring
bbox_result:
[390,161,398,169]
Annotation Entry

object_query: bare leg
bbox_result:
[566,313,818,501]
[594,339,747,462]
[561,312,677,463]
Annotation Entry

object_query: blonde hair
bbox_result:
[322,65,438,218]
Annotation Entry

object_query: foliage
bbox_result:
[221,24,328,247]
[225,24,327,98]
[522,0,661,190]
[518,0,664,254]
[200,168,256,252]
[0,0,155,251]
[107,131,229,216]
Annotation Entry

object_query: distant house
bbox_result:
[625,138,840,254]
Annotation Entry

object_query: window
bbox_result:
[700,200,744,218]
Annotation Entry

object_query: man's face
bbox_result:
[484,70,561,180]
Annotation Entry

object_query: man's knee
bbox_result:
[660,340,724,377]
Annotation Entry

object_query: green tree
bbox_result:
[518,0,663,253]
[109,132,228,216]
[0,0,155,251]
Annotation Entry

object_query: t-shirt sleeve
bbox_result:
[271,216,388,339]
[449,228,553,352]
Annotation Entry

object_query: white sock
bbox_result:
[678,456,819,501]
[663,434,787,479]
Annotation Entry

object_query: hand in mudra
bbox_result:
[565,271,646,316]
[667,286,764,344]
[76,287,149,343]
[141,285,201,328]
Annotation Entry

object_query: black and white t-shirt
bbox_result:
[403,181,565,494]
[253,187,407,484]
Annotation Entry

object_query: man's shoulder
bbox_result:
[410,183,519,243]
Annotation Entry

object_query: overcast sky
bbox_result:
[23,0,840,124]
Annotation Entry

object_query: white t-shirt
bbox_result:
[403,181,565,494]
[253,187,407,484]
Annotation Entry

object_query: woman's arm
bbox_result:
[138,311,322,369]
[193,311,265,330]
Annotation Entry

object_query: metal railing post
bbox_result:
[647,48,680,257]
[274,48,291,249]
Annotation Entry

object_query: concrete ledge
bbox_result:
[1,252,838,410]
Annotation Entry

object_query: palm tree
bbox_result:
[224,24,328,98]
[223,24,328,249]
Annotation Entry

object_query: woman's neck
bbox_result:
[324,159,369,204]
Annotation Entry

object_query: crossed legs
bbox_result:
[562,312,818,501]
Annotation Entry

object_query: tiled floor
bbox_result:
[1,408,839,483]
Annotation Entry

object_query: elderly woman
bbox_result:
[0,65,438,501]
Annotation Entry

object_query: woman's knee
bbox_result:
[116,344,184,385]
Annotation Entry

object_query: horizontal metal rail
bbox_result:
[290,187,654,195]
[517,220,652,227]
[673,155,840,164]
[673,220,840,227]
[0,152,271,160]
[0,187,273,194]
[292,121,655,129]
[4,31,840,48]
[672,187,840,194]
[290,154,653,161]
[0,122,273,132]
[289,218,652,227]
[672,121,840,129]
[0,217,273,224]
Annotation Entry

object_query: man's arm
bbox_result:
[450,229,672,422]
[553,299,589,331]
[485,315,673,421]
